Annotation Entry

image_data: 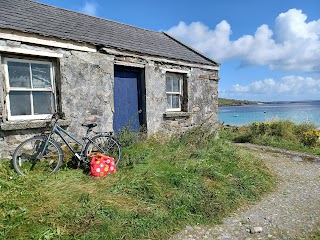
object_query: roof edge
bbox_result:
[0,28,97,52]
[101,47,219,70]
[162,32,220,67]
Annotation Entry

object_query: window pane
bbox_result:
[167,95,172,109]
[172,78,180,92]
[33,92,53,114]
[7,61,31,88]
[9,91,31,116]
[172,95,180,109]
[31,63,52,88]
[166,76,172,92]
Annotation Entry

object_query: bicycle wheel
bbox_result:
[12,136,63,176]
[85,134,121,166]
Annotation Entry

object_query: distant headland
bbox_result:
[218,98,319,107]
[218,98,262,106]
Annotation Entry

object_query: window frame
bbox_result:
[166,72,183,112]
[4,57,56,121]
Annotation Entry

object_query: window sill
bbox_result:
[163,112,191,119]
[0,119,71,131]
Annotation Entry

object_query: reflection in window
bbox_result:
[8,61,31,88]
[32,63,52,88]
[33,92,53,114]
[9,91,32,116]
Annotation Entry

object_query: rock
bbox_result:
[250,226,263,233]
[292,156,303,162]
[185,226,193,231]
[193,106,201,112]
[85,115,97,122]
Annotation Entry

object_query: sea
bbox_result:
[218,100,320,127]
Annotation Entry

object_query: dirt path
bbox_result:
[172,144,320,239]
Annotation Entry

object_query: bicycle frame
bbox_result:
[39,121,90,161]
[55,123,87,159]
[37,113,116,164]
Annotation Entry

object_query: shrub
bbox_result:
[250,122,269,135]
[301,129,320,147]
[295,122,318,139]
[271,121,296,139]
[250,120,296,140]
[116,124,147,147]
[222,120,320,155]
[116,110,147,147]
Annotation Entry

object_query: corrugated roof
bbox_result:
[0,0,219,66]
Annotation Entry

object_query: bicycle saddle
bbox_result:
[81,123,97,128]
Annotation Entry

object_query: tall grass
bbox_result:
[0,126,274,239]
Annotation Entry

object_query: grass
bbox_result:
[221,120,320,156]
[0,126,274,240]
[309,229,320,240]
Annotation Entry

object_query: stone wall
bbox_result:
[160,67,219,134]
[0,39,219,159]
[144,61,166,134]
[59,51,115,137]
[144,62,219,135]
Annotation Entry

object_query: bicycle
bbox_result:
[12,112,121,176]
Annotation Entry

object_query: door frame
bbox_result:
[113,65,147,131]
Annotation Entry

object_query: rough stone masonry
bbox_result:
[0,39,219,158]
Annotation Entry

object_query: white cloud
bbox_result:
[166,9,320,72]
[228,76,320,101]
[80,2,97,16]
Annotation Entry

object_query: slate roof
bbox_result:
[0,0,218,66]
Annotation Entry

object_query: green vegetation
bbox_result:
[221,120,320,156]
[309,228,320,240]
[0,126,274,240]
[218,98,259,106]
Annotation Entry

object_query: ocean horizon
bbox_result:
[218,100,320,127]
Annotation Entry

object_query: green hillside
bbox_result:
[218,98,259,106]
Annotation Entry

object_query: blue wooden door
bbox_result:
[113,69,140,134]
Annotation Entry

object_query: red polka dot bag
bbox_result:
[87,152,116,177]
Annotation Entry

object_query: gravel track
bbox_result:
[171,144,320,240]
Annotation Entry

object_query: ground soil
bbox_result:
[171,143,320,240]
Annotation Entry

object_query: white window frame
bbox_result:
[4,57,56,121]
[166,72,183,112]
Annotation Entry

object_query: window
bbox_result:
[166,72,183,111]
[4,58,56,120]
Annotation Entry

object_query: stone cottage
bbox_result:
[0,0,220,158]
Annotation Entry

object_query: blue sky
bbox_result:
[37,0,320,102]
